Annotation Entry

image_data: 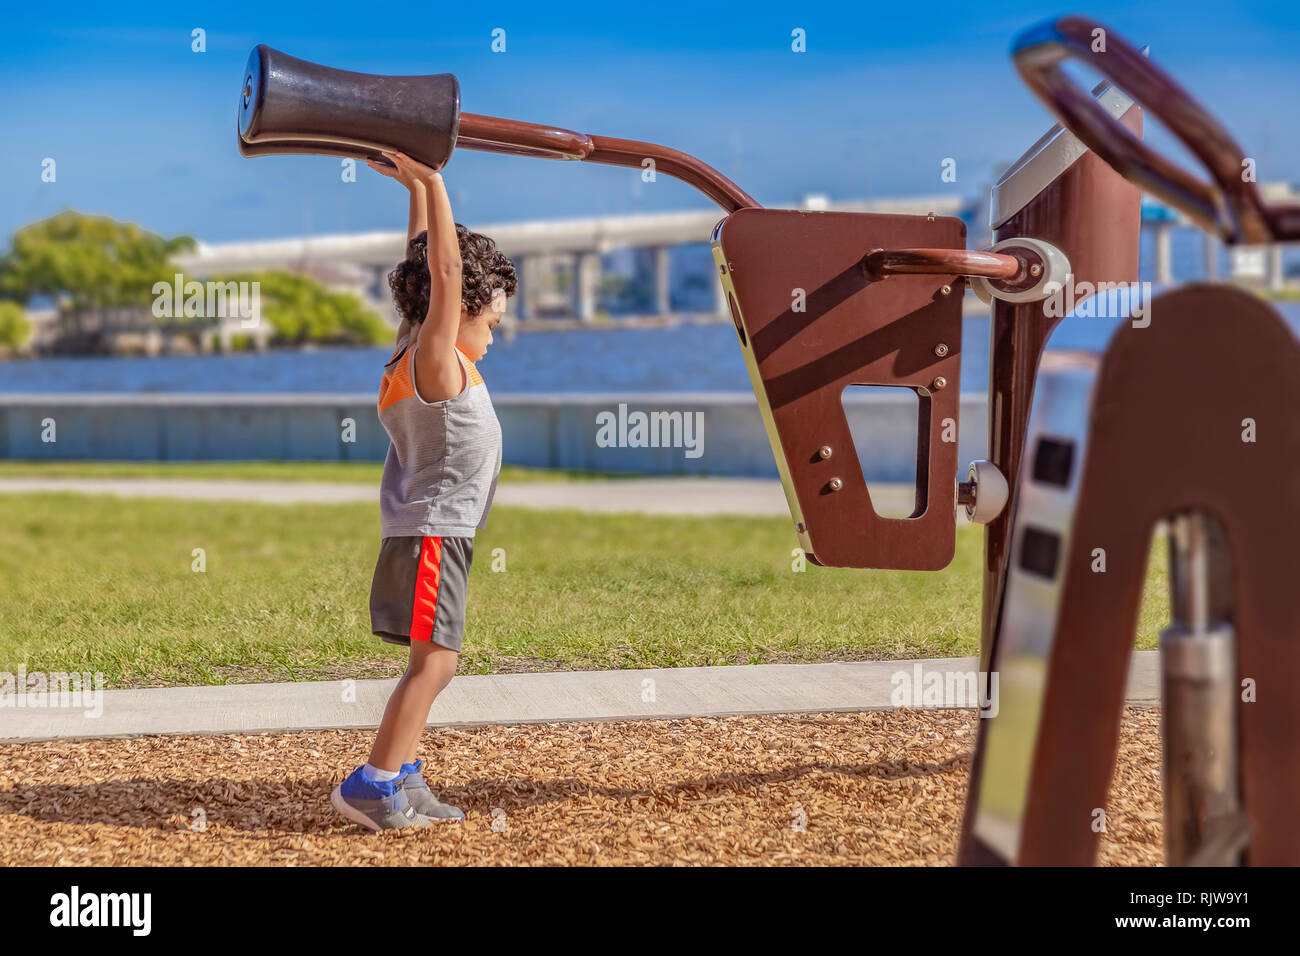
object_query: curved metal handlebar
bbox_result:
[862,248,1025,282]
[1011,15,1300,244]
[456,113,760,213]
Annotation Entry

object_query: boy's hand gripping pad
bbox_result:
[711,208,964,570]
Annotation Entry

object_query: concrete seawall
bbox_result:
[0,392,990,481]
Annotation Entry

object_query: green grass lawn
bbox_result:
[0,460,630,484]
[0,492,1169,688]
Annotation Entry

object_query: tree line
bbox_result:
[0,211,391,351]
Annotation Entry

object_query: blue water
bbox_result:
[6,219,1298,394]
[3,306,1297,395]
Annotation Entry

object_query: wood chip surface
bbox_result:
[0,707,1162,866]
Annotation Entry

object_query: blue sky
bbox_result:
[2,0,1297,244]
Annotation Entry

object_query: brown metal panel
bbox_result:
[713,207,964,570]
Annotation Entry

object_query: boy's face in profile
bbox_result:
[456,299,504,362]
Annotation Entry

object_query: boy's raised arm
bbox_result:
[381,150,464,401]
[366,154,430,347]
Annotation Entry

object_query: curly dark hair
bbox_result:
[388,223,518,325]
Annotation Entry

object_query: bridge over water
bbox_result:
[171,187,1298,333]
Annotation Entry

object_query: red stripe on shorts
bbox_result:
[409,536,443,643]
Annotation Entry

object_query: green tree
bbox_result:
[0,301,31,349]
[211,270,389,346]
[0,211,195,310]
[1,211,389,347]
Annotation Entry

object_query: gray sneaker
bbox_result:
[398,759,466,821]
[331,766,431,831]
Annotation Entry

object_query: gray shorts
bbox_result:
[369,535,474,652]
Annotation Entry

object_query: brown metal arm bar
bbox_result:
[1011,15,1300,244]
[458,113,1040,285]
[456,112,761,214]
[862,248,1026,282]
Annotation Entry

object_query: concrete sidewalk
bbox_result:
[0,475,924,518]
[0,652,1160,743]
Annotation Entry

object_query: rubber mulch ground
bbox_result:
[0,707,1162,866]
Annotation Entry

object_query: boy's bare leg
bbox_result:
[368,641,458,771]
[401,643,457,765]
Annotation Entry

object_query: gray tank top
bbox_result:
[377,333,502,538]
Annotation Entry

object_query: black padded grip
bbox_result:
[237,45,461,170]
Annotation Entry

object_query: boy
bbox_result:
[331,149,516,831]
